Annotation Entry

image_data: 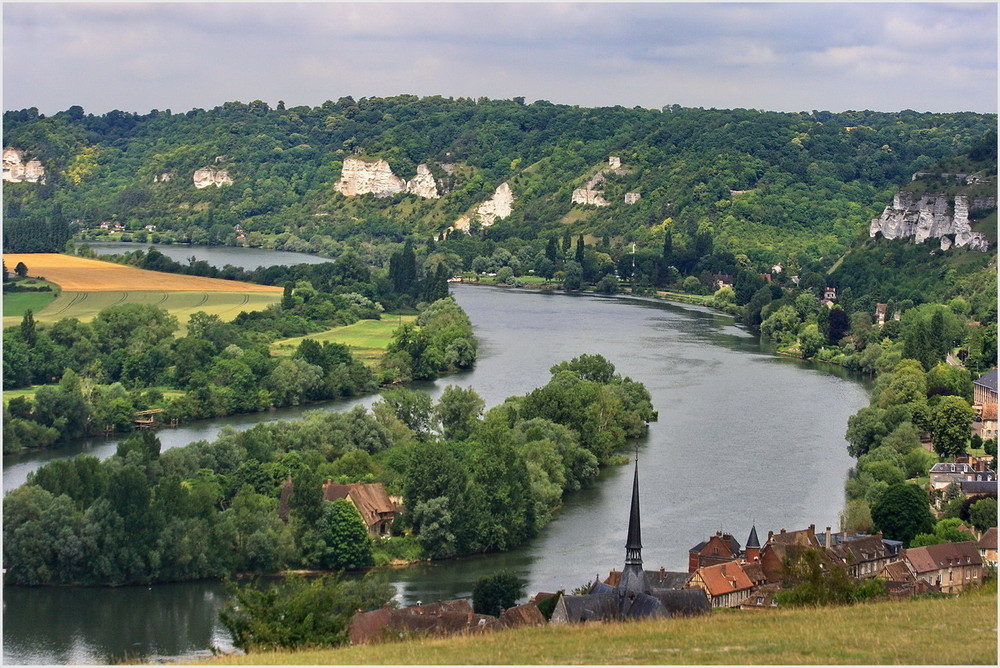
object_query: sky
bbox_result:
[2,1,997,117]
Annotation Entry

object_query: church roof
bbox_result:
[746,525,760,549]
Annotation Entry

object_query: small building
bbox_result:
[738,583,781,610]
[348,599,500,645]
[759,525,825,583]
[818,532,894,579]
[978,527,997,567]
[823,287,837,301]
[929,462,996,493]
[323,481,402,538]
[875,303,888,327]
[687,561,755,608]
[688,531,741,572]
[974,403,997,441]
[903,541,983,594]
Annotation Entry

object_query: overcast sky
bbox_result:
[3,2,997,116]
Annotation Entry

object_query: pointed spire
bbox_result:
[746,524,760,550]
[625,457,642,564]
[618,453,649,595]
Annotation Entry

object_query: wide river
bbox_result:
[3,246,869,665]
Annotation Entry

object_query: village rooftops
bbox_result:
[904,541,982,574]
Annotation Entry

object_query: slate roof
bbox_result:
[555,593,621,623]
[960,480,998,495]
[904,541,982,574]
[603,569,692,590]
[975,368,998,392]
[745,525,761,550]
[651,589,712,617]
[826,535,889,565]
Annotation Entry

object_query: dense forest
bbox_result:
[3,97,994,266]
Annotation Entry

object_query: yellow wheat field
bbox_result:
[3,254,283,292]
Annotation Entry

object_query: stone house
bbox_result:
[903,541,983,594]
[687,561,755,608]
[973,369,998,407]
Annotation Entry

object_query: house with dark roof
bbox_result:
[929,462,996,492]
[903,541,983,594]
[348,599,499,645]
[688,531,741,572]
[974,368,998,407]
[814,529,896,579]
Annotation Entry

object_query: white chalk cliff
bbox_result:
[3,148,45,184]
[334,157,439,198]
[193,168,233,188]
[571,156,635,207]
[454,182,514,230]
[869,192,990,252]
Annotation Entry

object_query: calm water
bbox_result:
[81,241,331,270]
[3,279,869,665]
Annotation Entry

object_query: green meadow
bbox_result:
[3,290,282,332]
[270,315,418,363]
[195,587,996,666]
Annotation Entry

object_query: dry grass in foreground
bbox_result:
[192,588,996,665]
[2,253,283,292]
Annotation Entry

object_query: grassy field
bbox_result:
[194,588,997,665]
[3,288,58,316]
[271,315,417,363]
[1,253,282,330]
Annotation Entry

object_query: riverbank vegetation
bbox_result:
[194,586,997,665]
[2,354,654,586]
[2,287,474,453]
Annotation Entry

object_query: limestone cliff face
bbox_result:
[334,157,439,198]
[405,164,440,199]
[454,182,514,230]
[3,148,45,184]
[571,156,635,207]
[869,192,990,252]
[193,168,233,188]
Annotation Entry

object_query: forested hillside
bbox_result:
[3,97,994,268]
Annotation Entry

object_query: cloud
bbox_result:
[3,2,996,115]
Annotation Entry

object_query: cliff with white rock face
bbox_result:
[869,192,991,252]
[334,157,440,198]
[193,168,233,188]
[454,182,514,231]
[571,156,638,207]
[3,148,46,184]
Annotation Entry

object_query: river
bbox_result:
[2,247,870,665]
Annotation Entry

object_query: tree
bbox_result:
[219,573,393,653]
[871,483,934,545]
[968,498,997,533]
[14,261,28,278]
[435,385,485,442]
[930,396,974,458]
[472,570,526,616]
[314,499,373,571]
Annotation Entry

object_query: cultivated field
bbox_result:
[271,315,417,363]
[2,253,282,329]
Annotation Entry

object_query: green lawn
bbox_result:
[3,289,58,317]
[270,315,418,363]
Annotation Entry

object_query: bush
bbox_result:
[472,570,526,616]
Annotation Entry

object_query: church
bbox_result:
[550,458,711,623]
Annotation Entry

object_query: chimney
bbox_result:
[780,528,786,534]
[809,524,816,535]
[768,530,774,542]
[825,527,832,549]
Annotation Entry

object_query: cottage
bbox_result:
[903,541,983,594]
[322,481,402,538]
[687,561,755,608]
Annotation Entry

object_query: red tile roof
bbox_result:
[696,562,754,596]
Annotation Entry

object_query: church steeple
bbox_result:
[618,454,649,595]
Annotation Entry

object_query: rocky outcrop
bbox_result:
[3,148,45,184]
[454,182,514,230]
[405,164,440,199]
[193,168,233,188]
[571,156,634,207]
[335,157,439,198]
[153,172,173,183]
[869,192,990,252]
